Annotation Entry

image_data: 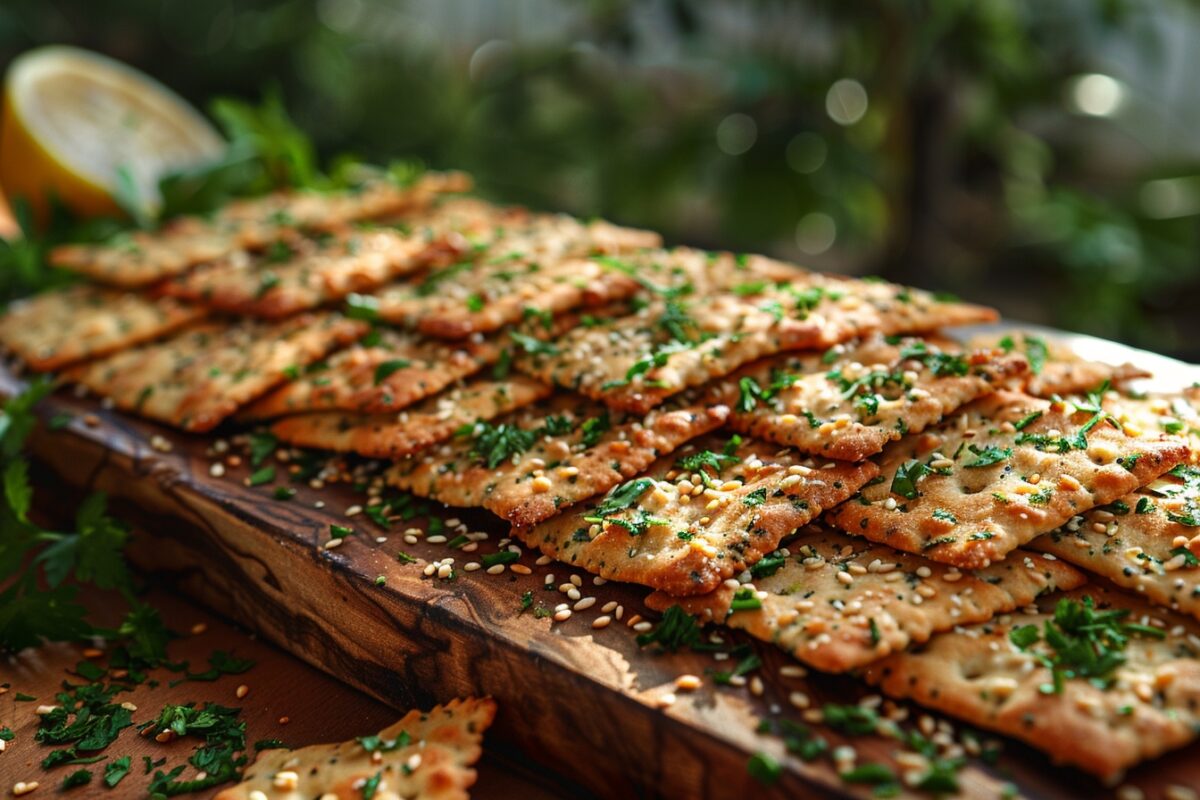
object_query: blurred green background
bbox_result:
[3,0,1200,358]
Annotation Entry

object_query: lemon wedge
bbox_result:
[0,45,224,220]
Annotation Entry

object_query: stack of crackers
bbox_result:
[7,171,1200,783]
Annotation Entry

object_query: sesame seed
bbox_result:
[788,691,810,709]
[510,564,532,575]
[632,621,653,633]
[34,705,58,716]
[553,609,572,622]
[209,462,226,477]
[486,564,506,575]
[675,674,702,691]
[249,791,269,800]
[779,665,807,678]
[120,701,137,711]
[535,555,553,566]
[574,597,596,611]
[531,476,553,493]
[656,692,677,708]
[278,716,290,724]
[235,684,250,699]
[12,782,39,796]
[437,564,454,579]
[464,562,481,572]
[567,587,582,601]
[323,537,343,550]
[426,535,447,544]
[273,771,300,791]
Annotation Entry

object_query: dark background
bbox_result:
[4,0,1200,359]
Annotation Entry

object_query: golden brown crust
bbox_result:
[161,227,462,318]
[370,215,661,338]
[0,285,207,371]
[66,313,366,432]
[827,390,1190,569]
[239,329,499,419]
[646,527,1083,672]
[515,270,997,415]
[967,330,1150,398]
[270,376,552,459]
[214,697,495,800]
[862,588,1200,781]
[387,395,728,526]
[1033,462,1200,621]
[720,334,1027,461]
[49,172,469,286]
[514,435,878,595]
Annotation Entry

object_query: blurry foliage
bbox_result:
[1,0,1199,356]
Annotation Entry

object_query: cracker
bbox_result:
[827,390,1189,569]
[513,435,878,595]
[270,375,552,459]
[515,270,996,415]
[214,696,495,800]
[862,588,1200,780]
[1106,390,1200,455]
[968,330,1150,397]
[161,227,462,318]
[514,294,823,415]
[750,273,998,348]
[215,171,472,233]
[49,172,469,287]
[722,334,1027,461]
[1033,464,1200,621]
[66,313,366,432]
[647,526,1083,672]
[371,214,662,338]
[239,328,499,419]
[387,395,729,527]
[0,285,207,371]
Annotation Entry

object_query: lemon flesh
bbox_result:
[1,45,224,220]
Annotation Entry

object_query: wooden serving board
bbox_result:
[11,332,1200,800]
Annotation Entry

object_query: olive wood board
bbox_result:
[10,324,1200,800]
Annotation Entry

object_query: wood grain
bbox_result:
[0,587,576,800]
[13,369,1200,800]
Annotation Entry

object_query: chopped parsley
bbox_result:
[963,444,1012,468]
[742,488,768,507]
[482,551,520,568]
[636,605,702,652]
[1008,595,1166,694]
[747,752,781,786]
[508,331,559,356]
[729,587,763,612]
[890,459,931,500]
[373,359,411,385]
[456,421,537,468]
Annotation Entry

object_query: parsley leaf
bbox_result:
[963,444,1012,468]
[890,459,931,500]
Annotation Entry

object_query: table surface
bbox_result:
[0,584,580,799]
